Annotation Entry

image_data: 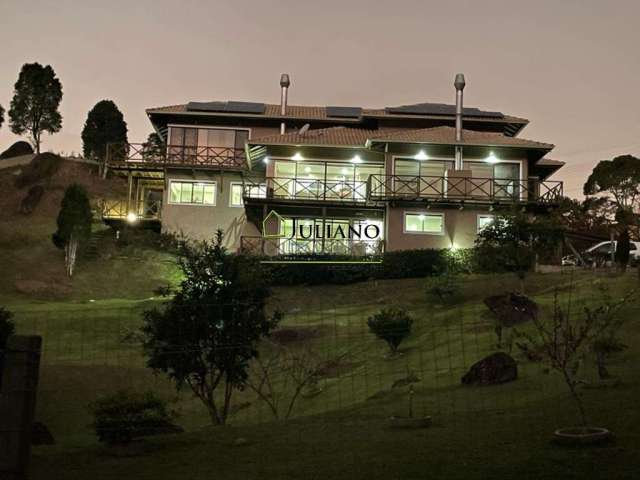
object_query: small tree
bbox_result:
[52,184,93,277]
[475,211,564,292]
[8,63,63,153]
[516,288,633,427]
[367,308,413,355]
[142,231,281,425]
[81,100,128,163]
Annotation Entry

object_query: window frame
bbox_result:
[403,211,445,235]
[476,214,495,234]
[229,182,245,207]
[167,180,217,206]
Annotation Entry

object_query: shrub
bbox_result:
[426,272,461,305]
[0,140,33,159]
[14,152,62,188]
[367,308,414,354]
[90,390,176,446]
[0,307,16,391]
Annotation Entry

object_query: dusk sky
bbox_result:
[1,0,639,199]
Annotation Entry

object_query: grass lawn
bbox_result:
[4,269,638,478]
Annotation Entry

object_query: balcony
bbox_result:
[101,198,162,222]
[240,236,384,257]
[243,177,369,203]
[367,175,563,204]
[106,143,247,169]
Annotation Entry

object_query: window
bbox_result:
[230,183,244,207]
[404,212,444,235]
[168,181,216,205]
[477,215,495,233]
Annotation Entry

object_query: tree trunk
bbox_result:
[65,235,78,277]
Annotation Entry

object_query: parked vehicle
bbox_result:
[579,241,640,267]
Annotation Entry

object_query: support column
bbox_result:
[126,171,133,215]
[0,336,43,480]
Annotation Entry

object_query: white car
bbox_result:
[584,241,640,265]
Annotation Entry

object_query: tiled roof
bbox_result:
[146,102,528,124]
[249,127,378,146]
[369,127,554,149]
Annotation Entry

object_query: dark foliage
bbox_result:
[0,307,16,390]
[90,390,177,446]
[584,155,640,210]
[142,231,281,425]
[81,100,128,162]
[20,185,45,215]
[141,132,165,160]
[8,63,63,153]
[14,152,63,189]
[52,184,93,249]
[0,103,4,130]
[615,229,631,269]
[0,140,33,159]
[367,308,414,354]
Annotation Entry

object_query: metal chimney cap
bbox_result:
[280,73,291,88]
[454,73,466,91]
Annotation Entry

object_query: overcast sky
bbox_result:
[1,0,639,198]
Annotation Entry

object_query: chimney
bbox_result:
[454,73,465,142]
[280,73,290,135]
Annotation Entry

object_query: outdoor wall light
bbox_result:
[292,152,303,161]
[414,150,429,161]
[351,154,363,164]
[126,212,138,223]
[263,156,270,164]
[418,214,426,220]
[486,151,499,164]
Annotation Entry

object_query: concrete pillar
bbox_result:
[0,336,42,480]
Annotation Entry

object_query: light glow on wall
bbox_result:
[414,150,429,161]
[486,151,499,164]
[351,154,363,164]
[263,156,270,164]
[292,152,304,161]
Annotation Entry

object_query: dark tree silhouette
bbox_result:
[584,155,640,210]
[8,63,63,153]
[81,100,128,162]
[0,103,4,131]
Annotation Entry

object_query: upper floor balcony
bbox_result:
[243,174,563,205]
[106,143,247,170]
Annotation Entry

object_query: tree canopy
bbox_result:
[142,231,281,425]
[8,63,63,154]
[0,103,4,131]
[81,100,128,162]
[583,155,640,210]
[141,132,165,160]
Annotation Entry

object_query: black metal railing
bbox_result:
[243,177,369,203]
[106,143,247,169]
[240,236,384,257]
[367,175,563,204]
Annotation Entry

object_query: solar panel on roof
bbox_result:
[326,106,362,118]
[186,101,266,114]
[385,103,503,118]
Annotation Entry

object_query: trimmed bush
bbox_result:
[0,140,33,159]
[367,308,414,354]
[89,390,177,446]
[265,248,475,286]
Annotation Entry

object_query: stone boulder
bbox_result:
[461,352,518,386]
[484,293,538,327]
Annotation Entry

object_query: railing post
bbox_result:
[0,335,42,480]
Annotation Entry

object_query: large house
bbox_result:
[103,74,563,258]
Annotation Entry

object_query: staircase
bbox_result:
[82,229,110,260]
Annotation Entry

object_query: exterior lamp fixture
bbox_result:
[450,242,459,252]
[263,156,270,164]
[418,214,426,220]
[292,152,303,161]
[414,150,429,161]
[486,151,499,164]
[351,154,363,164]
[126,212,138,224]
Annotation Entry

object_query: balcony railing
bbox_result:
[240,236,384,257]
[243,177,368,203]
[367,175,563,204]
[101,198,162,221]
[106,143,247,169]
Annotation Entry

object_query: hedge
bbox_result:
[264,248,476,286]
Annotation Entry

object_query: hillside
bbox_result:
[0,156,178,303]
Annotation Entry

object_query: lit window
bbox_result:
[477,215,495,233]
[404,213,444,234]
[230,183,244,207]
[169,181,216,205]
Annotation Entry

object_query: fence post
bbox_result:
[0,335,42,480]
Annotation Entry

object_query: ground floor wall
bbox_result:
[385,205,493,251]
[160,170,259,249]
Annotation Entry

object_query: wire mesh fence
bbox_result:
[8,275,627,451]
